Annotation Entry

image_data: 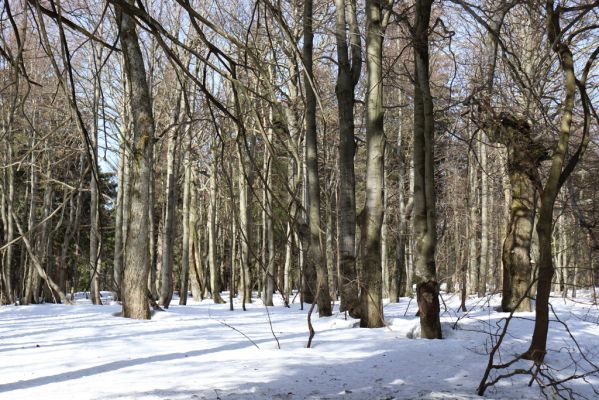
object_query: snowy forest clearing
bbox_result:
[1,293,598,400]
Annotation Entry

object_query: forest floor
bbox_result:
[1,291,598,400]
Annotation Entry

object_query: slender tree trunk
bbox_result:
[179,135,192,305]
[148,156,158,300]
[303,0,332,316]
[113,139,126,300]
[89,66,102,305]
[23,133,38,305]
[237,142,252,307]
[467,140,479,296]
[158,127,178,308]
[525,3,579,362]
[479,137,489,297]
[2,141,15,303]
[208,149,225,304]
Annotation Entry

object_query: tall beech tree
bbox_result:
[303,0,332,316]
[412,0,441,339]
[334,0,361,318]
[359,0,388,328]
[116,0,154,319]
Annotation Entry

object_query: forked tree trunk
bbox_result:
[334,0,361,317]
[525,3,580,362]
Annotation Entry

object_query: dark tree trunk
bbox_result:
[413,0,442,339]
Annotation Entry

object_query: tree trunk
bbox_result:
[113,139,126,300]
[303,0,332,316]
[479,137,489,297]
[179,135,192,305]
[413,0,442,339]
[525,3,580,362]
[358,0,386,328]
[334,0,361,318]
[158,127,178,308]
[467,139,479,296]
[89,64,102,305]
[117,0,154,319]
[208,149,225,304]
[237,141,252,307]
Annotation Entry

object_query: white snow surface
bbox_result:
[1,292,598,399]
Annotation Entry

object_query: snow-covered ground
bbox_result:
[1,292,598,400]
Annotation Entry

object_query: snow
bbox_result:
[1,292,598,400]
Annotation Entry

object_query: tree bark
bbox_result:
[158,125,179,308]
[303,0,332,316]
[208,148,225,304]
[179,134,192,305]
[334,0,361,317]
[359,0,386,328]
[117,0,154,319]
[485,115,541,313]
[525,2,580,362]
[413,0,442,339]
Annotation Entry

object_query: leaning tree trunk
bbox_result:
[413,0,442,339]
[358,0,386,328]
[116,0,154,319]
[525,3,582,362]
[303,0,332,316]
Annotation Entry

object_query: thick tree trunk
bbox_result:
[334,0,361,317]
[117,0,154,319]
[413,0,442,339]
[483,113,542,312]
[358,0,386,328]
